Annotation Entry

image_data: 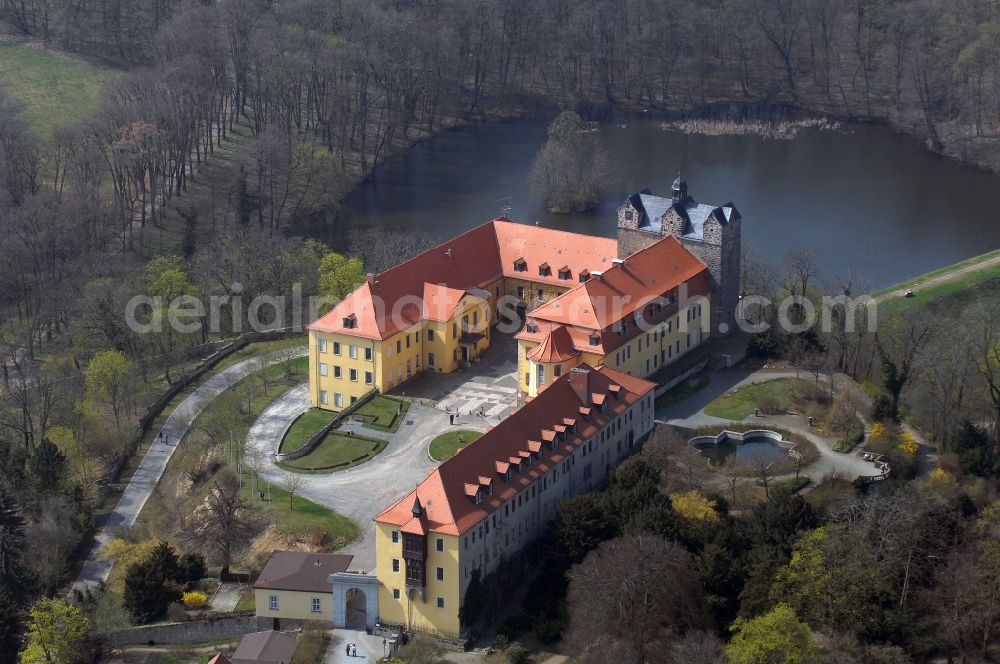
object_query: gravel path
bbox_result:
[70,347,307,597]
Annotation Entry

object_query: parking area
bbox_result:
[391,328,520,421]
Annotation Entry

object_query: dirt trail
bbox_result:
[873,252,1000,304]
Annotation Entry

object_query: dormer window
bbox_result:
[610,385,623,401]
[538,262,551,277]
[513,258,527,272]
[579,406,591,421]
[505,469,512,482]
[588,333,599,346]
[579,270,590,283]
[526,322,537,333]
[558,267,571,281]
[343,315,357,329]
[474,491,482,505]
[624,210,633,221]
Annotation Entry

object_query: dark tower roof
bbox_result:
[411,495,423,517]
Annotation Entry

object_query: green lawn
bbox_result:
[278,432,386,473]
[138,351,358,556]
[354,395,408,432]
[0,43,119,136]
[870,248,1000,298]
[877,265,1000,317]
[704,378,805,420]
[428,430,483,461]
[279,408,336,454]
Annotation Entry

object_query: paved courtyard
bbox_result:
[392,328,520,421]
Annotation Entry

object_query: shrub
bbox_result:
[748,333,779,358]
[758,394,784,414]
[869,422,886,440]
[897,432,918,455]
[182,591,208,610]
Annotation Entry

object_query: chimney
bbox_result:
[568,366,591,406]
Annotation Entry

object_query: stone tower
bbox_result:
[616,176,741,336]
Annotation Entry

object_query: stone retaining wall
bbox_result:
[275,388,378,462]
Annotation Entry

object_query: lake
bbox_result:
[314,115,1000,288]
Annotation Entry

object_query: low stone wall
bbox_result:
[275,388,378,462]
[106,614,263,647]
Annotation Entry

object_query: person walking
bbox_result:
[345,642,351,657]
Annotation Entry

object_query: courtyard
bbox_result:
[391,327,521,421]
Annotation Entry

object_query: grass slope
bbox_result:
[278,432,386,473]
[0,42,118,136]
[279,408,337,454]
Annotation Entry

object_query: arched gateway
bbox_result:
[330,571,379,631]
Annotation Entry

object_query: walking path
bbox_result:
[70,347,307,597]
[871,250,1000,304]
[245,386,490,570]
[657,368,882,481]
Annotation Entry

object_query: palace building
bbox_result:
[373,364,656,637]
[302,176,743,639]
[306,176,737,408]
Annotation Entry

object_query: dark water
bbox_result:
[311,116,1000,288]
[696,437,790,468]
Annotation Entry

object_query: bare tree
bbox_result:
[185,470,262,573]
[279,472,305,510]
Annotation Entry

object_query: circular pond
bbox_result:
[690,430,797,468]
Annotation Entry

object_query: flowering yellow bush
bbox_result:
[897,432,918,455]
[869,422,886,440]
[670,490,719,522]
[182,591,208,610]
[929,468,954,485]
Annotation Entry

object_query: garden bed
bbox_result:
[277,432,387,473]
[353,395,409,432]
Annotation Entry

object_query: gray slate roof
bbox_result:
[626,189,737,241]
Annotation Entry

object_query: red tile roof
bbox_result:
[375,364,654,536]
[307,219,619,340]
[526,235,707,331]
[525,325,579,363]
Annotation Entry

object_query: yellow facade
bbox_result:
[518,298,709,397]
[374,522,462,637]
[310,294,492,411]
[254,588,331,622]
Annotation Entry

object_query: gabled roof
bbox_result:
[524,235,708,331]
[232,631,297,664]
[254,552,353,593]
[375,364,655,536]
[307,219,618,340]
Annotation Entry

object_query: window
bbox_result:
[318,338,327,353]
[343,316,356,328]
[428,352,435,367]
[365,371,373,384]
[427,329,435,341]
[579,272,590,283]
[311,597,322,613]
[558,268,571,280]
[333,341,341,355]
[392,531,399,543]
[536,364,545,386]
[406,335,411,349]
[452,323,458,338]
[334,393,343,407]
[589,333,599,346]
[436,567,444,581]
[393,588,400,599]
[365,347,373,361]
[319,390,328,405]
[436,538,444,552]
[349,345,358,359]
[554,365,562,377]
[625,210,633,220]
[513,259,526,272]
[268,595,279,611]
[396,340,402,353]
[539,263,551,277]
[334,365,342,378]
[437,597,445,608]
[319,362,328,376]
[349,369,358,382]
[537,289,544,301]
[392,559,400,572]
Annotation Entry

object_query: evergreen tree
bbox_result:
[30,439,66,492]
[122,542,184,624]
[0,590,22,664]
[0,487,31,602]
